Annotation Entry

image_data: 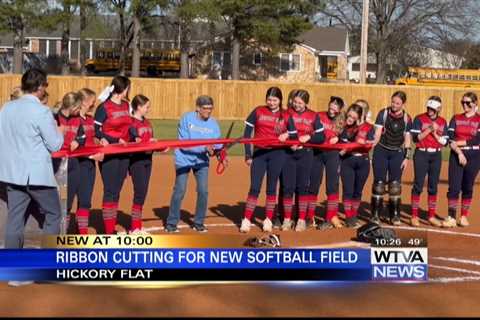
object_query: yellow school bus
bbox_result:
[85,48,181,76]
[395,67,480,88]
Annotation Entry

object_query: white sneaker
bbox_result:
[263,218,273,232]
[459,216,470,227]
[240,218,251,233]
[129,228,151,235]
[8,281,33,287]
[442,216,457,228]
[281,218,293,231]
[295,219,306,232]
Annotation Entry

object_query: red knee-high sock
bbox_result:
[265,195,277,220]
[411,194,420,218]
[131,204,143,231]
[76,208,89,235]
[298,195,309,220]
[344,199,354,218]
[352,199,361,217]
[244,195,258,221]
[102,202,117,234]
[461,197,472,217]
[283,197,294,219]
[428,195,437,218]
[306,195,317,220]
[326,194,339,221]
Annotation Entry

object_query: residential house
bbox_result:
[194,27,350,82]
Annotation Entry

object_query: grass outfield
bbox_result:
[151,119,452,160]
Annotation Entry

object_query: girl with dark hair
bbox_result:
[240,87,290,233]
[443,92,480,228]
[339,103,374,228]
[371,91,413,225]
[281,90,325,231]
[127,95,155,234]
[309,95,345,230]
[94,76,132,234]
[409,96,448,227]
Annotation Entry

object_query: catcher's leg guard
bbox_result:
[389,181,402,225]
[370,181,385,223]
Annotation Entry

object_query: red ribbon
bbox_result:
[52,138,372,159]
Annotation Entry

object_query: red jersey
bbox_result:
[129,117,154,143]
[340,122,374,155]
[245,106,288,139]
[79,115,96,147]
[94,99,132,142]
[411,113,448,149]
[288,108,317,136]
[448,113,480,144]
[61,117,81,152]
[318,111,340,143]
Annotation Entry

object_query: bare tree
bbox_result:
[319,0,478,83]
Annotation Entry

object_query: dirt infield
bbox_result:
[1,155,480,317]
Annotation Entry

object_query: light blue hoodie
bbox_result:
[174,111,221,168]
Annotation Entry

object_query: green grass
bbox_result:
[151,119,246,156]
[151,119,453,160]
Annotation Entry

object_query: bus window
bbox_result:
[474,76,478,81]
[97,51,105,59]
[466,75,471,81]
[452,74,458,80]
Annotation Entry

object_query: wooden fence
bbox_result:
[0,74,477,121]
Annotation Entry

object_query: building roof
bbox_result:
[297,27,349,53]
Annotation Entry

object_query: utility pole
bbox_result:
[359,0,369,84]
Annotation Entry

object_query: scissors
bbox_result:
[216,121,242,175]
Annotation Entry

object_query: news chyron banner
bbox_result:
[0,234,428,283]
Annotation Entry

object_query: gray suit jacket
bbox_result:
[0,94,63,187]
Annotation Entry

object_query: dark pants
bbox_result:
[129,154,153,206]
[4,184,61,249]
[412,150,442,196]
[308,150,340,196]
[248,148,286,197]
[372,145,404,183]
[341,154,370,200]
[447,150,480,199]
[282,148,313,197]
[67,158,79,212]
[99,154,130,203]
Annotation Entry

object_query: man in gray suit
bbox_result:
[0,68,64,251]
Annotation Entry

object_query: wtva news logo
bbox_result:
[371,247,428,281]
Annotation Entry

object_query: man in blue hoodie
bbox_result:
[165,95,223,233]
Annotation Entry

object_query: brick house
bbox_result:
[194,27,350,82]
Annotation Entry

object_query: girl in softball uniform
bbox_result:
[443,92,480,228]
[128,95,155,234]
[409,96,448,228]
[371,91,413,225]
[68,88,98,234]
[282,89,325,231]
[240,87,289,233]
[339,103,374,228]
[309,96,345,230]
[94,76,132,234]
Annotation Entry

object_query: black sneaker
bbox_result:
[390,216,401,226]
[165,225,179,233]
[316,221,333,230]
[273,216,282,229]
[192,224,208,233]
[345,217,362,228]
